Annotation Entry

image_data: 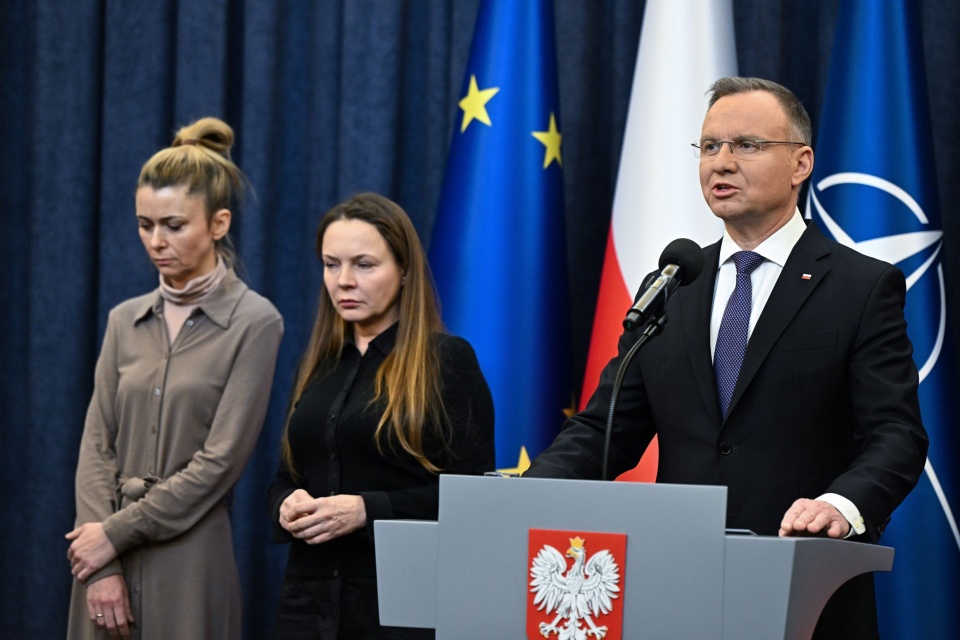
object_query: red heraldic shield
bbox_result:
[527,529,627,640]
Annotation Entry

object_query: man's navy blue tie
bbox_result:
[714,251,765,419]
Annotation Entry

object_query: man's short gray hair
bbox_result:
[707,77,812,145]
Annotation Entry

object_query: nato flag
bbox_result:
[430,0,570,470]
[807,0,960,636]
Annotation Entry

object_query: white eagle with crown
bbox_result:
[529,536,621,639]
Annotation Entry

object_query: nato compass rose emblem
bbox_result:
[527,531,626,640]
[806,171,945,381]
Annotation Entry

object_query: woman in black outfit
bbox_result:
[269,193,495,639]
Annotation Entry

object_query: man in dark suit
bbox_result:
[524,77,928,638]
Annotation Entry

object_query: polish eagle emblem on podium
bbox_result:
[527,530,627,640]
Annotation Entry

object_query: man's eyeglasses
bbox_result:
[691,138,806,159]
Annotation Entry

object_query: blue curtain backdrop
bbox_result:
[1,1,958,638]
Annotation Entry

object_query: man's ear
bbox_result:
[792,146,814,187]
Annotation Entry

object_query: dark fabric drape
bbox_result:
[1,1,957,638]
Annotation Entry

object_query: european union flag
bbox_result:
[430,0,569,470]
[807,0,960,636]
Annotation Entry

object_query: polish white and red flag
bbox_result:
[583,0,738,481]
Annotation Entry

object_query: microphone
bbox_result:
[622,238,705,331]
[601,238,705,479]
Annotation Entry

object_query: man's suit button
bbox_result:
[719,442,733,455]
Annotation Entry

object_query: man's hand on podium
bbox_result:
[778,498,851,539]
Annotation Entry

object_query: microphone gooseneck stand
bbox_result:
[600,309,669,481]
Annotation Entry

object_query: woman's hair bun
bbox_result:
[172,117,235,160]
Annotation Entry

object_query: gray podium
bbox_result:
[375,475,893,639]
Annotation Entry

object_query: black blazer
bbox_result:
[527,224,927,539]
[526,224,928,637]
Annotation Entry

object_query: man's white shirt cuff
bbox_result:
[818,493,866,538]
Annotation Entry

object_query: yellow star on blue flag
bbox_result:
[498,446,531,475]
[532,112,562,168]
[459,75,499,132]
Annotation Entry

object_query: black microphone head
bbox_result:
[658,238,705,285]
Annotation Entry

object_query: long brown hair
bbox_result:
[137,117,248,267]
[282,193,448,474]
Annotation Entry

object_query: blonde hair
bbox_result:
[282,193,448,475]
[137,117,248,266]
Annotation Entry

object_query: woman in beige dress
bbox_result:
[65,117,283,639]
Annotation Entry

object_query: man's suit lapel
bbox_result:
[724,224,832,421]
[680,241,724,425]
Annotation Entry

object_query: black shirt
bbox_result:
[269,323,495,578]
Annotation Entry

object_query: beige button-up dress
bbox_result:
[67,270,283,639]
